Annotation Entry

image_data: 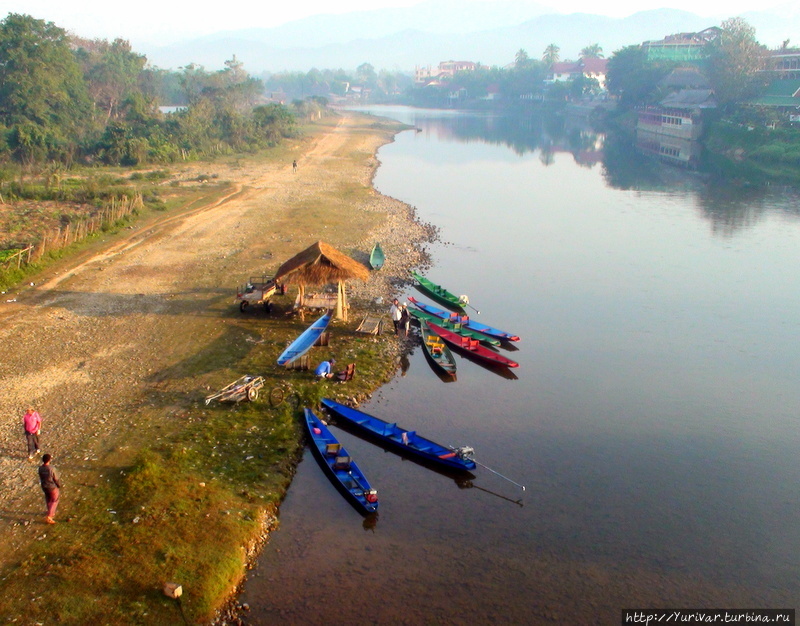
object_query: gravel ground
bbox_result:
[0,113,434,576]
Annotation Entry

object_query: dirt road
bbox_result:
[0,113,424,569]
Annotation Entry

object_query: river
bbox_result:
[238,107,800,624]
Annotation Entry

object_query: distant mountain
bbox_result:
[139,4,798,74]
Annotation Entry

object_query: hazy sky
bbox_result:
[4,0,784,45]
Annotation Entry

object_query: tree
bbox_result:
[606,45,674,108]
[356,62,377,88]
[543,44,560,65]
[515,49,531,70]
[0,13,92,163]
[77,37,148,124]
[580,43,604,59]
[706,17,769,109]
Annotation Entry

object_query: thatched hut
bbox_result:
[274,240,370,320]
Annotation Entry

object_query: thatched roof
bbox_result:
[274,240,370,285]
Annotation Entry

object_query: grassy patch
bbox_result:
[0,315,399,622]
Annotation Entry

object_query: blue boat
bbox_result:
[321,398,476,472]
[304,408,378,515]
[277,311,332,366]
[408,297,520,342]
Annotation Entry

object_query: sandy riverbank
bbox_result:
[0,111,433,621]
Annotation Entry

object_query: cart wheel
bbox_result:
[269,386,285,407]
[247,387,259,401]
[239,301,249,313]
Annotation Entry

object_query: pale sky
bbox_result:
[2,0,786,46]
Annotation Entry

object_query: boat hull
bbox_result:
[409,296,519,342]
[420,320,457,377]
[369,243,385,270]
[304,408,378,515]
[427,321,519,368]
[408,301,500,345]
[277,311,332,366]
[321,398,476,472]
[410,271,464,310]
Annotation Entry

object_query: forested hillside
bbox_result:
[0,13,298,168]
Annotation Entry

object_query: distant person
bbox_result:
[315,358,336,379]
[38,454,61,525]
[399,303,410,337]
[390,298,402,335]
[292,159,298,173]
[23,407,42,460]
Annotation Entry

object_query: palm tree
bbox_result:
[580,43,604,59]
[542,44,560,65]
[515,49,530,69]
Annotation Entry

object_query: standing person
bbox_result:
[23,407,42,460]
[399,302,411,337]
[389,298,402,335]
[38,454,61,524]
[292,159,298,173]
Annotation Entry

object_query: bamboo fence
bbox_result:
[1,193,143,271]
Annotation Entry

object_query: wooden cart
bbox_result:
[204,375,265,405]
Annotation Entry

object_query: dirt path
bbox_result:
[0,113,421,570]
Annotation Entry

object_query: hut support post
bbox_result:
[336,281,347,321]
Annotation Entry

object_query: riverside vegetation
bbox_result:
[0,112,431,623]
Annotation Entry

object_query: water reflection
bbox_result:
[372,106,800,237]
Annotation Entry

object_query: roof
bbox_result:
[748,79,800,107]
[660,89,717,109]
[660,67,711,89]
[274,241,370,285]
[580,58,608,74]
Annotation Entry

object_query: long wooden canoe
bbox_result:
[369,243,385,270]
[277,311,332,366]
[419,320,457,378]
[304,408,378,515]
[407,299,500,346]
[427,321,519,368]
[409,296,520,342]
[410,271,465,310]
[321,398,476,472]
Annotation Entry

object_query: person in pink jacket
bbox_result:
[23,407,42,460]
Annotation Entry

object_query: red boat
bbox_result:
[427,321,519,368]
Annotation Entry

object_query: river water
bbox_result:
[239,107,800,624]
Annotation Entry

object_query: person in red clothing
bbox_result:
[38,454,61,524]
[23,407,42,460]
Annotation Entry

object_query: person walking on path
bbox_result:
[38,454,61,524]
[292,159,298,173]
[23,407,42,460]
[390,298,402,335]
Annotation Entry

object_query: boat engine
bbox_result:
[456,446,475,460]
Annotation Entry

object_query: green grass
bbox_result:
[0,114,407,622]
[0,312,398,622]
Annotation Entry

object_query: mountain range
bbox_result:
[138,1,800,74]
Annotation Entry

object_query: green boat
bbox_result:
[369,243,385,270]
[408,304,500,346]
[410,271,465,310]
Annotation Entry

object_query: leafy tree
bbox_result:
[706,17,769,109]
[0,13,92,163]
[580,43,604,59]
[606,45,674,108]
[76,37,148,124]
[356,62,377,88]
[543,44,560,65]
